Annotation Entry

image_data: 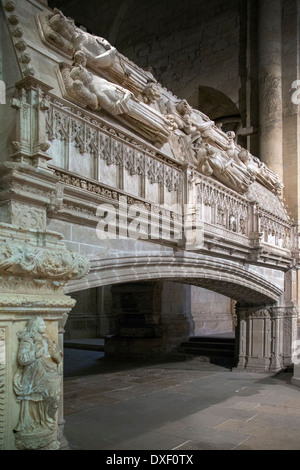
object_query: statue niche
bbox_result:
[59,51,172,147]
[13,317,62,450]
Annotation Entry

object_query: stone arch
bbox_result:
[188,86,242,135]
[65,251,290,371]
[65,252,283,306]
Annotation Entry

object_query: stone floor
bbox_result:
[63,342,300,451]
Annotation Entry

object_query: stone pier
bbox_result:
[258,0,283,181]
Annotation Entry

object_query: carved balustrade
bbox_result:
[34,92,294,268]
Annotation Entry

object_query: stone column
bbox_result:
[258,0,283,181]
[96,286,113,336]
[0,224,89,450]
[0,76,90,450]
[236,302,297,372]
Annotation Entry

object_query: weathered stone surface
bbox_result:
[0,0,300,450]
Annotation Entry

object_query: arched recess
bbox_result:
[188,86,242,136]
[64,252,291,370]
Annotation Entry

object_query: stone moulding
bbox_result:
[0,294,76,309]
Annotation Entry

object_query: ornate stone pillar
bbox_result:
[0,76,90,450]
[0,224,89,450]
[258,0,283,181]
[236,302,297,372]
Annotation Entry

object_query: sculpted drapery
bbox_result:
[13,317,62,448]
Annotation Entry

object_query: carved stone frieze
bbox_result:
[248,308,272,318]
[0,241,90,281]
[9,203,46,231]
[0,294,76,309]
[0,276,67,294]
[52,167,182,227]
[4,4,286,198]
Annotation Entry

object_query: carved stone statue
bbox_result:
[197,142,255,194]
[67,50,133,114]
[164,99,230,163]
[13,317,62,450]
[238,148,284,195]
[38,8,284,194]
[142,81,162,105]
[59,51,172,147]
[39,8,76,56]
[72,29,117,72]
[166,99,212,137]
[38,10,159,100]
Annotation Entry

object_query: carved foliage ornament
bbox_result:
[0,242,90,280]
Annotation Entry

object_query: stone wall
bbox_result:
[191,287,234,336]
[64,281,233,343]
[64,288,98,339]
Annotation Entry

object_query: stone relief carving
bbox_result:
[37,8,76,57]
[0,242,90,280]
[13,317,62,450]
[9,204,46,231]
[59,51,172,147]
